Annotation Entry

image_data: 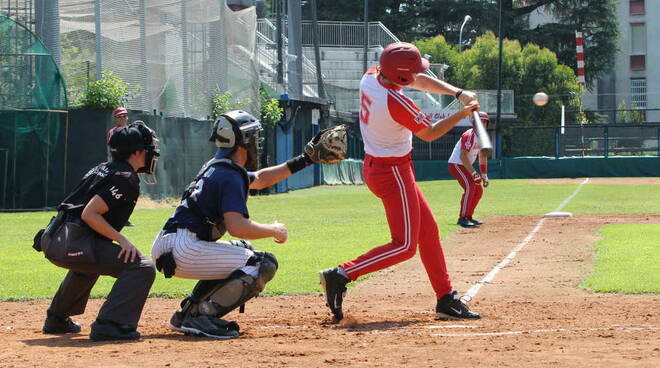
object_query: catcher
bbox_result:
[151,110,346,339]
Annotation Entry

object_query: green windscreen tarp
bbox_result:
[0,14,68,209]
[322,159,364,185]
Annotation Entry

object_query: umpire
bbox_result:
[34,122,159,341]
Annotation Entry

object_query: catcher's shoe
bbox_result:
[435,291,482,320]
[320,267,350,323]
[468,217,483,225]
[89,320,140,341]
[43,315,81,334]
[457,217,476,228]
[178,314,239,339]
[168,310,185,330]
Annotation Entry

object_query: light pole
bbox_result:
[459,15,472,52]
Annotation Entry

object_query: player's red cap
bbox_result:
[379,42,430,86]
[113,107,128,117]
[478,112,490,121]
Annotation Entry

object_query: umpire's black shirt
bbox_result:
[60,161,139,232]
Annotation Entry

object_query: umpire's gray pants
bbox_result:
[45,236,156,328]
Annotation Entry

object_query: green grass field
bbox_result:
[581,223,660,294]
[1,179,658,301]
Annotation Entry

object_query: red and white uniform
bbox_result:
[338,67,453,298]
[448,129,484,218]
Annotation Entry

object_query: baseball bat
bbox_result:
[472,110,493,157]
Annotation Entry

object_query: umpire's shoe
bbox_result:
[43,315,81,334]
[435,291,482,320]
[320,267,350,323]
[90,320,141,341]
[178,314,239,339]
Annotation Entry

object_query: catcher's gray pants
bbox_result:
[151,229,258,280]
[46,238,156,328]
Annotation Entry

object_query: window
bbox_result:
[630,0,645,15]
[630,23,646,70]
[631,23,646,54]
[630,79,647,109]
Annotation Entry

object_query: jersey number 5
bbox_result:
[360,92,372,124]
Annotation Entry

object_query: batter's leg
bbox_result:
[415,185,453,297]
[340,164,420,280]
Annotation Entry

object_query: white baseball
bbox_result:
[533,92,549,106]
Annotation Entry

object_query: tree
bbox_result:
[313,0,618,87]
[416,32,584,156]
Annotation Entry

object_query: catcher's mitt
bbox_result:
[304,125,347,164]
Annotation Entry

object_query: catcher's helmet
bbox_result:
[379,42,430,86]
[210,110,263,170]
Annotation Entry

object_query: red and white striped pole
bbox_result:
[575,31,585,85]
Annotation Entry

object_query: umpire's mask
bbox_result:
[108,121,160,184]
[210,110,263,171]
[134,121,160,184]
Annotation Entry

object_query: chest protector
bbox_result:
[180,158,250,241]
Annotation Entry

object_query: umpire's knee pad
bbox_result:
[198,251,278,318]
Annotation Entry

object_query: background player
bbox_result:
[319,42,482,323]
[151,110,345,339]
[35,122,159,341]
[448,112,491,228]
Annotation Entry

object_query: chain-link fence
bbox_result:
[501,123,660,158]
[43,0,259,120]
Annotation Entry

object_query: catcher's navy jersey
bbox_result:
[164,157,254,241]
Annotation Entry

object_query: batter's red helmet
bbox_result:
[379,42,430,86]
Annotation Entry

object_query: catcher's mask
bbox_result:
[210,110,263,171]
[109,121,160,184]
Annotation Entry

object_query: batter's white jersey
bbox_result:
[448,129,481,165]
[359,66,432,157]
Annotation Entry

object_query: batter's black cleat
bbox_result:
[43,315,81,334]
[320,267,350,323]
[457,217,477,228]
[435,291,482,320]
[468,217,483,225]
[90,320,141,341]
[177,314,239,339]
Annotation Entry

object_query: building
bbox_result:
[530,0,658,123]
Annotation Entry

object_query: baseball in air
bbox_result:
[533,92,549,106]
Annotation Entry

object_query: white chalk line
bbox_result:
[431,325,660,337]
[464,178,590,300]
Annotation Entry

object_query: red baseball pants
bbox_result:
[339,154,453,298]
[448,163,483,218]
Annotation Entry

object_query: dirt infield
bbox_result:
[2,214,659,367]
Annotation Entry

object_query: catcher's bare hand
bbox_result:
[271,221,288,244]
[304,125,348,165]
[458,90,477,105]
